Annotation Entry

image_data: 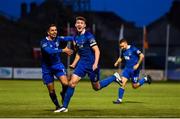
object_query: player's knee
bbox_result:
[68,82,77,88]
[64,81,69,86]
[132,86,138,89]
[61,81,68,86]
[49,89,55,94]
[132,84,139,89]
[68,83,75,88]
[93,86,100,91]
[59,76,69,86]
[92,83,101,91]
[121,82,127,88]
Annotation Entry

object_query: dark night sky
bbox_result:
[0,0,174,27]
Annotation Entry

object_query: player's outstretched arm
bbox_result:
[69,53,80,69]
[42,43,63,54]
[57,36,74,42]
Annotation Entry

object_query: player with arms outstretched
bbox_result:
[40,24,73,112]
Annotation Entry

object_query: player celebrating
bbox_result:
[55,16,121,112]
[40,24,73,112]
[113,38,152,104]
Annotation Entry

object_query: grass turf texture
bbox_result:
[0,79,180,118]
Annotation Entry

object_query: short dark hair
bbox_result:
[47,24,57,32]
[76,16,86,23]
[119,38,128,44]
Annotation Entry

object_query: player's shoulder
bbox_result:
[130,45,136,48]
[40,37,47,43]
[85,31,94,39]
[85,31,93,35]
[40,37,48,47]
[130,45,138,50]
[130,45,142,54]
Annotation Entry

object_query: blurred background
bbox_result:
[0,0,180,81]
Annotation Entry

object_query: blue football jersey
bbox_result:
[121,45,141,68]
[40,36,73,66]
[74,31,97,63]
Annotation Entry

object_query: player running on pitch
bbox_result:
[113,38,152,104]
[55,16,122,112]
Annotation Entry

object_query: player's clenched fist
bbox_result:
[62,47,73,56]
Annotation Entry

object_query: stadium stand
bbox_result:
[0,0,180,70]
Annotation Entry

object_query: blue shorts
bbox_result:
[121,67,140,83]
[73,60,100,82]
[41,63,67,85]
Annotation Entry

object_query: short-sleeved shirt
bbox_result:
[73,31,99,82]
[120,45,142,83]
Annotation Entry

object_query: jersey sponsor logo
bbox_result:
[124,56,130,60]
[77,43,84,48]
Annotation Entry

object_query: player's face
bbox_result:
[75,20,86,33]
[119,42,128,50]
[47,26,57,39]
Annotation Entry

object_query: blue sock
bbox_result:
[63,87,75,108]
[138,78,146,86]
[118,88,124,99]
[49,90,60,108]
[99,75,116,89]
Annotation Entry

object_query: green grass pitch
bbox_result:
[0,79,180,118]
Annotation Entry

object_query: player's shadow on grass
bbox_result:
[77,109,98,112]
[44,109,56,112]
[123,101,143,104]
